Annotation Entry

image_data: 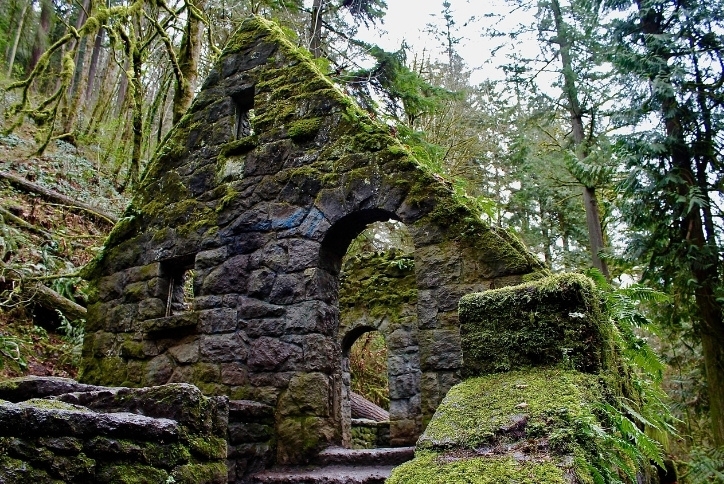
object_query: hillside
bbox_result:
[0,102,126,378]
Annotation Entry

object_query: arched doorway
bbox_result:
[326,215,421,448]
[342,329,390,448]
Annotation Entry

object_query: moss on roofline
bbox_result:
[82,15,543,281]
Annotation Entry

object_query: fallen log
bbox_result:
[23,282,87,322]
[0,170,118,225]
[0,206,53,240]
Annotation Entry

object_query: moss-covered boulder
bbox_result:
[388,369,602,484]
[459,273,614,376]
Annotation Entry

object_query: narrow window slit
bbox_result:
[161,255,196,316]
[232,86,255,139]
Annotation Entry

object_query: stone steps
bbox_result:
[246,447,415,484]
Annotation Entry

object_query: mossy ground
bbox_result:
[388,452,569,484]
[418,368,601,451]
[393,368,604,484]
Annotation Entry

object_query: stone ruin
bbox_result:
[79,15,546,479]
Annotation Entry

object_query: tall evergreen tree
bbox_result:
[608,0,724,445]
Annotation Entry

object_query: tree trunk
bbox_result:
[127,47,144,189]
[172,0,207,125]
[83,28,105,107]
[550,0,609,279]
[636,0,724,445]
[29,0,52,72]
[310,0,323,58]
[115,58,129,117]
[6,0,30,77]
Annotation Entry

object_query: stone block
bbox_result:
[195,247,229,270]
[270,203,307,230]
[228,232,271,255]
[228,421,273,444]
[247,268,276,298]
[277,373,330,417]
[285,301,336,335]
[237,296,286,319]
[200,333,249,363]
[389,372,420,400]
[414,244,462,289]
[145,355,174,386]
[416,290,438,329]
[387,329,413,351]
[301,334,335,373]
[126,262,163,283]
[268,273,306,304]
[245,318,285,338]
[198,308,238,334]
[201,254,250,294]
[247,337,302,372]
[221,363,249,386]
[169,342,200,364]
[388,350,420,377]
[420,329,462,371]
[279,207,330,241]
[98,273,125,302]
[138,298,166,320]
[285,238,320,272]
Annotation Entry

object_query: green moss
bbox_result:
[96,464,169,484]
[187,437,226,460]
[220,135,258,157]
[287,117,322,141]
[171,463,227,483]
[338,251,417,324]
[103,215,138,250]
[388,452,568,484]
[120,339,145,359]
[0,455,61,483]
[19,399,91,412]
[459,273,614,375]
[418,369,601,451]
[79,356,128,386]
[0,378,21,392]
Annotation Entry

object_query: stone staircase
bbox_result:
[247,446,415,484]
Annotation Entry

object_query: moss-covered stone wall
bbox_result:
[80,15,544,467]
[0,377,227,483]
[459,273,614,377]
[388,274,639,484]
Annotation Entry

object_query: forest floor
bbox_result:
[0,114,127,380]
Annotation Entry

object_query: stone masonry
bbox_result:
[80,15,544,473]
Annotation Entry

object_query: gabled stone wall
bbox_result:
[80,16,545,466]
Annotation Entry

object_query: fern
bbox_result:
[685,446,724,483]
[582,268,677,482]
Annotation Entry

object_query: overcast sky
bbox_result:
[354,0,539,84]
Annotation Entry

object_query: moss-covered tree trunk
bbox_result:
[172,0,207,125]
[310,0,323,58]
